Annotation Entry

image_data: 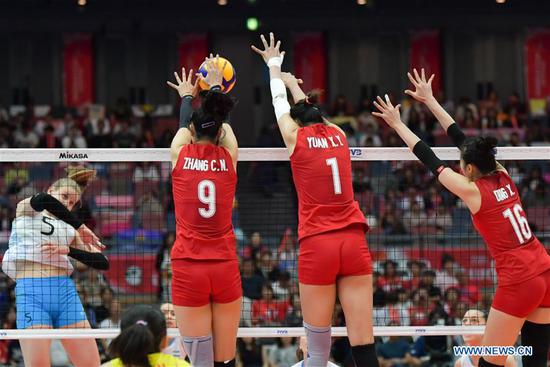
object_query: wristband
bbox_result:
[412,141,448,176]
[267,56,284,68]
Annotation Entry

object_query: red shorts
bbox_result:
[171,258,242,307]
[298,225,372,285]
[493,269,550,317]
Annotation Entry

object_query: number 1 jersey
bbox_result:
[472,170,550,286]
[290,123,368,241]
[171,143,237,260]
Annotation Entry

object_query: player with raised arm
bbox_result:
[252,33,379,367]
[373,69,550,367]
[167,56,241,367]
[2,167,108,367]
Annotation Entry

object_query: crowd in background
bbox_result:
[0,90,549,366]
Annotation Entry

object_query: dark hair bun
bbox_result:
[202,90,235,121]
[476,136,498,155]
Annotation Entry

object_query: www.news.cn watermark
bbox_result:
[454,346,533,356]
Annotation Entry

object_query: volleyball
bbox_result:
[198,56,236,93]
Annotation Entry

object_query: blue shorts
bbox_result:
[15,276,88,329]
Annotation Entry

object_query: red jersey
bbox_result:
[290,124,368,240]
[472,170,550,286]
[171,144,237,260]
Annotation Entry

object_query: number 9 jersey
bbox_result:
[171,144,237,261]
[472,170,550,287]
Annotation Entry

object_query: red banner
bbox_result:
[525,29,550,113]
[178,33,209,73]
[63,34,94,107]
[409,30,442,93]
[293,32,327,103]
[103,254,159,294]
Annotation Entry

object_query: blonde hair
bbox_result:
[49,166,97,196]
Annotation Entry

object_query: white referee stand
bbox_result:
[0,147,547,339]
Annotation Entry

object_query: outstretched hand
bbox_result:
[251,32,285,66]
[167,67,199,98]
[197,54,226,89]
[281,72,303,87]
[372,95,403,129]
[405,68,435,103]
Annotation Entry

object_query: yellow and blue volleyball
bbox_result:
[198,57,236,93]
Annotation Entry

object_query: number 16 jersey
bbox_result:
[472,170,550,286]
[171,143,237,261]
[290,123,368,241]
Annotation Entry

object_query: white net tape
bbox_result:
[0,147,547,339]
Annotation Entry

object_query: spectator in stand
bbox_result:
[456,272,480,306]
[378,260,405,293]
[74,264,110,308]
[277,228,298,275]
[156,232,175,303]
[272,271,292,301]
[443,287,461,320]
[432,205,453,232]
[434,254,460,291]
[376,325,412,367]
[381,209,407,235]
[62,125,87,148]
[99,299,122,329]
[86,113,113,148]
[95,287,115,324]
[403,202,429,228]
[0,306,23,366]
[251,282,289,326]
[405,260,425,290]
[420,270,442,302]
[243,231,268,260]
[285,293,303,327]
[133,162,161,183]
[113,120,136,148]
[268,337,298,367]
[241,258,264,300]
[236,338,263,367]
[256,250,280,282]
[13,120,39,148]
[392,288,411,326]
[409,288,431,326]
[138,129,156,148]
[34,113,54,137]
[39,124,62,148]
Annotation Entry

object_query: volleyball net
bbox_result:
[0,147,548,339]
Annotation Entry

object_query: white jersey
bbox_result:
[291,362,339,367]
[2,215,75,279]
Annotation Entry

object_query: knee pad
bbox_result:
[182,335,213,367]
[304,322,331,367]
[521,321,550,367]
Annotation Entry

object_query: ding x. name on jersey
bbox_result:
[171,144,237,260]
[2,215,75,279]
[290,124,368,241]
[472,170,550,286]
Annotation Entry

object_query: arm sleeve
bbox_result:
[446,123,467,148]
[68,248,109,270]
[412,141,448,176]
[179,96,194,128]
[30,192,83,229]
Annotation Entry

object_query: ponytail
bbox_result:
[461,136,498,174]
[108,305,167,367]
[109,323,155,367]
